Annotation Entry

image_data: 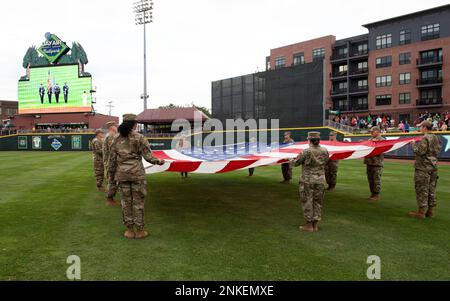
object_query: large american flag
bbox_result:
[145,137,420,174]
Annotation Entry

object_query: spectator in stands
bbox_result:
[405,120,410,133]
[399,121,405,132]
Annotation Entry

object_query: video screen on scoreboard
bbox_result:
[18,65,92,114]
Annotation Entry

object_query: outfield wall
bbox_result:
[0,133,95,151]
[1,129,449,160]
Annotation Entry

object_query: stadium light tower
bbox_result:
[133,0,154,111]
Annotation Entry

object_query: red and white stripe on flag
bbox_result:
[144,137,421,174]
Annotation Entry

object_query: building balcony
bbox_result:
[349,86,368,95]
[330,88,348,96]
[416,57,443,68]
[349,50,369,59]
[349,68,369,77]
[416,78,443,88]
[416,98,443,107]
[330,71,348,79]
[332,104,369,113]
[330,54,348,62]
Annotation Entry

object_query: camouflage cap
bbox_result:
[370,126,381,132]
[418,120,432,128]
[95,128,104,135]
[105,121,118,128]
[123,114,137,121]
[307,132,321,139]
[329,131,338,136]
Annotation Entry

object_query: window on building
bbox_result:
[376,94,392,106]
[333,99,349,111]
[421,23,440,41]
[275,56,286,69]
[293,53,305,66]
[399,52,411,65]
[338,65,348,74]
[399,92,411,104]
[312,48,326,61]
[357,61,368,71]
[334,82,348,92]
[421,89,441,101]
[376,33,392,49]
[376,75,392,87]
[357,79,368,89]
[355,97,368,109]
[335,47,348,58]
[399,73,411,85]
[399,30,411,45]
[420,49,443,64]
[376,56,392,68]
[421,69,441,81]
[356,44,368,55]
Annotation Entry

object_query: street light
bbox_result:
[133,0,154,111]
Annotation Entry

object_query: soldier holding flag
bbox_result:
[408,120,442,219]
[291,132,329,232]
[108,114,165,239]
[103,121,120,206]
[92,129,105,191]
[325,131,339,191]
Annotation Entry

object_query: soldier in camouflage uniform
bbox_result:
[92,129,105,191]
[408,120,442,219]
[325,131,339,191]
[103,121,120,207]
[291,132,329,232]
[108,114,165,239]
[364,126,385,201]
[281,131,295,183]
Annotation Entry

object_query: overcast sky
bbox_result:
[0,0,448,117]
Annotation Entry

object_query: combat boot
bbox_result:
[408,208,426,219]
[124,226,135,239]
[426,207,435,218]
[106,198,120,207]
[135,229,149,239]
[369,194,380,202]
[312,221,319,232]
[97,186,106,192]
[299,223,314,232]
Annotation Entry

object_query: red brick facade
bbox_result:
[0,101,18,122]
[368,37,450,121]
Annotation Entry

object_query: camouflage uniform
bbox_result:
[92,137,104,188]
[325,160,338,189]
[108,128,162,231]
[293,138,329,223]
[281,137,295,181]
[325,131,338,189]
[364,135,385,196]
[413,133,441,209]
[103,132,119,198]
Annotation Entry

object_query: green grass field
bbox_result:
[0,151,449,280]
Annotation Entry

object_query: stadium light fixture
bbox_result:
[133,0,154,113]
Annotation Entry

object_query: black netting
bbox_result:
[212,61,324,127]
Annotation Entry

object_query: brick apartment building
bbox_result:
[266,4,450,124]
[0,100,18,123]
